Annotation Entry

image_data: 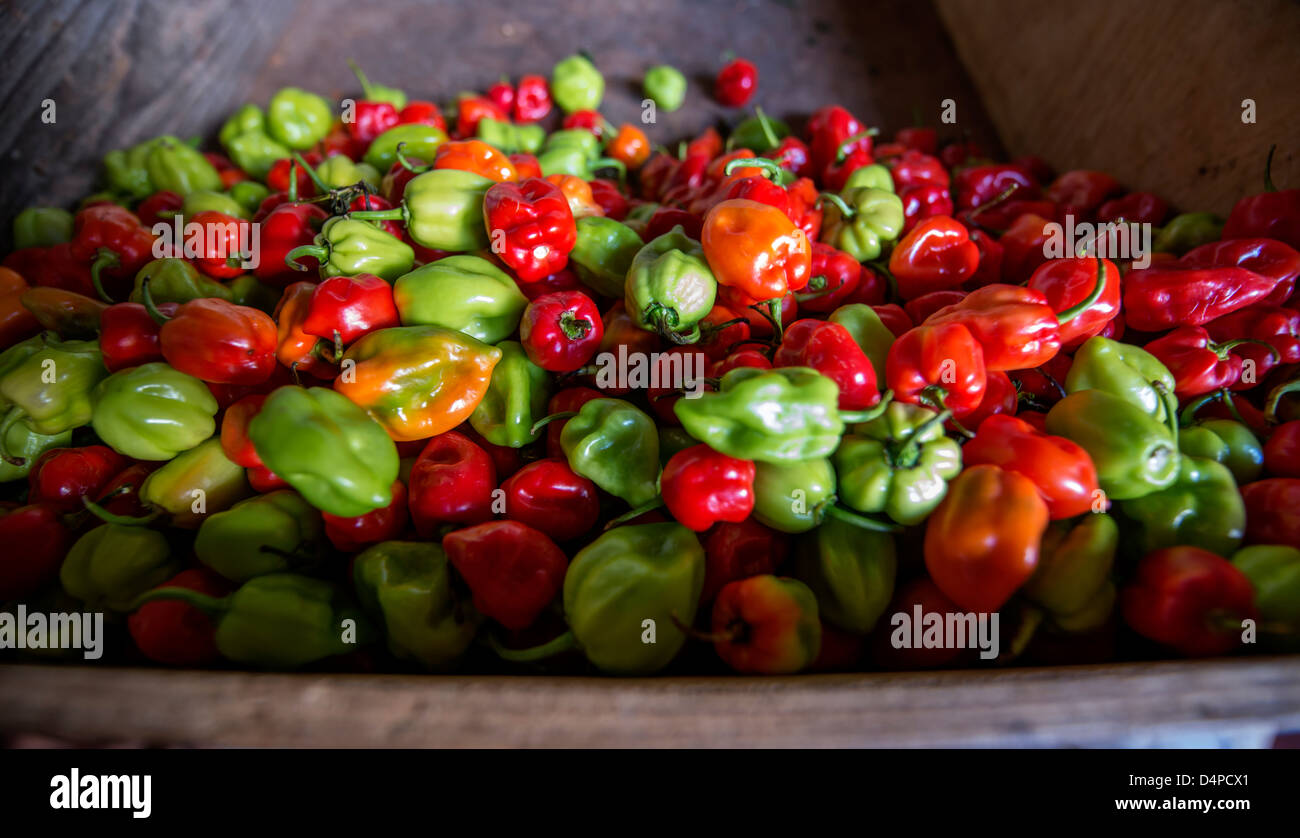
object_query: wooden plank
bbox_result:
[936,0,1300,215]
[0,0,1001,247]
[2,659,1297,747]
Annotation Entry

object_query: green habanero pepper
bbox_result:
[1022,513,1119,633]
[91,362,218,461]
[316,155,381,191]
[195,490,324,583]
[1118,456,1246,558]
[1152,212,1224,255]
[0,336,106,436]
[795,516,896,633]
[228,180,271,214]
[130,258,231,304]
[841,164,895,194]
[130,573,374,669]
[545,129,602,159]
[0,412,70,482]
[219,104,265,148]
[182,190,248,221]
[13,207,74,249]
[0,334,46,404]
[103,139,159,200]
[139,437,250,528]
[1232,545,1300,648]
[728,108,788,153]
[658,426,698,464]
[248,385,399,518]
[570,216,645,298]
[351,168,491,253]
[643,65,687,113]
[288,216,414,282]
[833,401,962,525]
[820,187,905,262]
[559,398,661,507]
[674,367,844,464]
[61,524,177,612]
[1179,419,1263,484]
[1046,389,1179,501]
[469,340,551,448]
[625,225,717,343]
[225,131,291,182]
[477,118,545,155]
[560,522,704,674]
[537,145,594,179]
[552,54,605,114]
[392,255,527,343]
[363,123,448,172]
[1066,336,1179,422]
[752,457,837,534]
[828,303,894,383]
[353,541,480,670]
[145,136,223,196]
[347,59,407,108]
[225,274,280,314]
[266,87,333,150]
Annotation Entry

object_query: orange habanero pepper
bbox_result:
[702,199,812,303]
[434,139,518,183]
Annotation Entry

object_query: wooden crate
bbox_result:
[1,0,1297,746]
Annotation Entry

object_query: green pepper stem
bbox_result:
[1263,144,1278,193]
[1179,390,1222,427]
[529,411,578,436]
[669,612,737,645]
[817,192,855,218]
[919,387,973,438]
[1211,337,1278,362]
[834,129,879,163]
[488,629,578,663]
[824,504,903,532]
[839,390,895,425]
[394,142,431,174]
[287,160,300,203]
[89,248,121,304]
[755,107,779,150]
[1265,378,1300,424]
[347,208,405,222]
[723,157,783,182]
[346,58,379,102]
[590,157,627,182]
[766,297,784,342]
[0,406,26,467]
[285,243,330,272]
[138,276,172,325]
[889,405,953,468]
[127,586,231,616]
[560,311,594,341]
[1055,257,1108,325]
[1152,380,1180,445]
[291,151,330,195]
[603,497,666,530]
[996,604,1044,664]
[81,495,163,527]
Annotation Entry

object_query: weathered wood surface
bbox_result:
[2,658,1297,747]
[0,0,1000,249]
[937,0,1300,215]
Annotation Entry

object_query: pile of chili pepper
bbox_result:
[1,53,1298,677]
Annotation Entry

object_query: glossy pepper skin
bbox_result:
[137,437,249,527]
[519,290,603,372]
[751,456,837,533]
[1177,419,1261,484]
[303,273,400,348]
[964,414,1100,520]
[1046,389,1179,501]
[888,216,980,300]
[923,284,1068,373]
[561,522,703,674]
[560,397,661,507]
[625,226,717,343]
[364,124,448,173]
[774,319,879,411]
[500,458,598,542]
[336,325,501,442]
[1119,456,1246,558]
[407,431,495,536]
[249,386,399,518]
[1024,513,1119,633]
[661,444,755,531]
[820,187,905,263]
[569,216,644,298]
[1027,256,1121,347]
[393,255,527,343]
[834,401,961,525]
[1122,261,1276,332]
[703,199,811,302]
[445,520,568,631]
[194,490,323,582]
[1239,479,1300,546]
[924,464,1049,612]
[26,445,124,510]
[133,573,372,669]
[1066,336,1179,423]
[1232,545,1300,645]
[483,177,577,282]
[154,295,278,386]
[129,257,230,305]
[469,340,551,448]
[0,414,71,482]
[0,503,73,599]
[884,322,987,420]
[676,367,844,464]
[290,216,414,283]
[61,523,177,612]
[829,303,894,383]
[127,568,228,666]
[0,336,106,436]
[710,575,820,674]
[795,517,895,634]
[1121,546,1256,657]
[644,65,687,112]
[551,54,605,114]
[266,87,333,150]
[1144,326,1254,397]
[90,362,218,460]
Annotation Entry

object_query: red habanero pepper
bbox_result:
[256,202,328,287]
[455,95,507,138]
[1027,256,1120,347]
[771,136,813,179]
[486,79,515,113]
[93,461,159,518]
[302,273,400,351]
[397,101,447,131]
[703,199,811,302]
[322,480,410,552]
[0,503,73,600]
[246,465,290,493]
[459,426,525,482]
[28,446,128,512]
[500,458,599,542]
[701,518,791,604]
[786,177,823,241]
[889,216,980,300]
[505,153,540,181]
[940,139,981,169]
[70,204,158,301]
[1179,238,1300,308]
[444,520,567,631]
[98,301,176,372]
[1010,352,1073,409]
[381,157,426,203]
[136,190,184,227]
[711,347,772,377]
[806,105,871,177]
[887,150,950,191]
[514,267,584,301]
[843,264,886,306]
[544,386,604,458]
[822,145,875,193]
[519,290,603,372]
[698,303,751,361]
[408,431,497,537]
[1046,170,1122,217]
[998,212,1055,285]
[895,127,938,154]
[1144,326,1262,397]
[900,183,955,233]
[1264,421,1300,477]
[714,58,758,107]
[963,414,1100,520]
[661,444,756,532]
[273,281,336,380]
[1205,305,1300,388]
[220,394,267,468]
[644,207,703,242]
[1123,263,1277,332]
[483,177,578,282]
[588,178,629,221]
[514,75,552,122]
[923,283,1074,372]
[189,211,251,280]
[266,157,317,197]
[1097,191,1169,226]
[348,193,404,238]
[562,109,609,139]
[884,322,988,420]
[347,100,400,145]
[954,163,1039,210]
[1222,148,1300,250]
[774,318,880,410]
[0,268,40,347]
[143,283,278,385]
[1121,547,1257,657]
[905,290,966,325]
[796,243,862,313]
[127,568,230,666]
[871,303,913,337]
[961,369,1018,429]
[1240,479,1300,546]
[716,286,798,339]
